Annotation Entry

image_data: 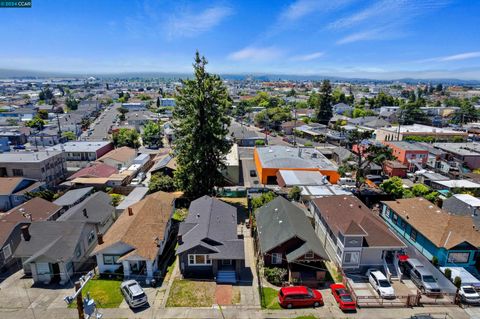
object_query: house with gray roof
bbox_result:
[53,187,94,211]
[14,220,98,285]
[57,191,115,235]
[255,196,329,287]
[443,194,480,229]
[177,196,245,283]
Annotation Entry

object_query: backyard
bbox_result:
[166,279,216,307]
[68,279,123,308]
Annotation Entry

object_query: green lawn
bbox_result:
[68,279,123,308]
[166,279,216,307]
[260,287,281,310]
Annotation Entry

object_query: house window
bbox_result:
[188,254,212,266]
[221,259,232,265]
[75,245,82,258]
[392,213,398,223]
[87,231,96,244]
[343,251,360,265]
[2,244,12,260]
[103,254,120,265]
[447,252,470,264]
[410,229,418,242]
[12,169,23,177]
[305,252,315,259]
[271,253,282,265]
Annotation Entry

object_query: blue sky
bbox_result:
[1,0,480,79]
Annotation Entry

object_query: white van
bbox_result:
[338,177,355,187]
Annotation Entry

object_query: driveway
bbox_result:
[402,242,457,294]
[0,270,74,311]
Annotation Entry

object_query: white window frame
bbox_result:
[188,254,212,266]
[305,252,314,259]
[271,253,282,265]
[343,251,360,265]
[2,244,12,260]
[447,252,470,264]
[87,231,96,244]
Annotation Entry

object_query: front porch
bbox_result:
[120,257,157,285]
[288,261,328,288]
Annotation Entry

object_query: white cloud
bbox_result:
[291,51,325,61]
[228,47,283,62]
[279,0,353,22]
[438,52,480,62]
[336,29,387,45]
[329,0,449,44]
[329,0,448,30]
[166,6,233,38]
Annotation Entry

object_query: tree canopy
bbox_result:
[112,128,140,148]
[66,96,79,111]
[315,80,333,125]
[149,172,175,193]
[347,129,394,188]
[173,52,232,198]
[142,120,163,148]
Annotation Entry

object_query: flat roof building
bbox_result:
[376,124,467,142]
[0,151,67,186]
[254,146,339,184]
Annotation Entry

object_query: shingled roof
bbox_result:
[91,191,175,261]
[383,197,480,249]
[255,196,328,262]
[313,195,404,248]
[177,196,244,260]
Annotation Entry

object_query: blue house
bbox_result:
[381,197,480,268]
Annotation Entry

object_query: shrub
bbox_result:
[454,276,462,288]
[251,191,276,211]
[288,186,302,201]
[263,267,287,286]
[110,193,123,207]
[255,139,265,146]
[444,268,452,280]
[431,256,439,267]
[303,141,313,147]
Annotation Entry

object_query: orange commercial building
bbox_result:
[383,141,429,166]
[253,146,340,185]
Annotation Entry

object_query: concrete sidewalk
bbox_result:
[0,304,471,319]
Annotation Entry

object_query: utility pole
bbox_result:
[56,112,62,138]
[64,271,98,319]
[75,281,85,319]
[396,109,403,141]
[293,104,297,147]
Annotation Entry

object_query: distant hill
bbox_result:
[0,68,479,85]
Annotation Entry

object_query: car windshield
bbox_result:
[340,294,353,302]
[379,279,391,288]
[307,287,314,297]
[133,292,146,300]
[463,287,477,294]
[423,275,436,283]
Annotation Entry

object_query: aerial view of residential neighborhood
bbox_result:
[1,1,480,319]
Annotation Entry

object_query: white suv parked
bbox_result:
[120,280,148,308]
[366,269,395,299]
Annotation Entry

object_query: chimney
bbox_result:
[128,207,133,216]
[97,233,104,245]
[21,225,31,241]
[83,208,88,218]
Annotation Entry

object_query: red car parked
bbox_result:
[330,283,356,311]
[278,286,323,309]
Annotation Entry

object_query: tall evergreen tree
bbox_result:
[315,80,333,124]
[173,52,232,197]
